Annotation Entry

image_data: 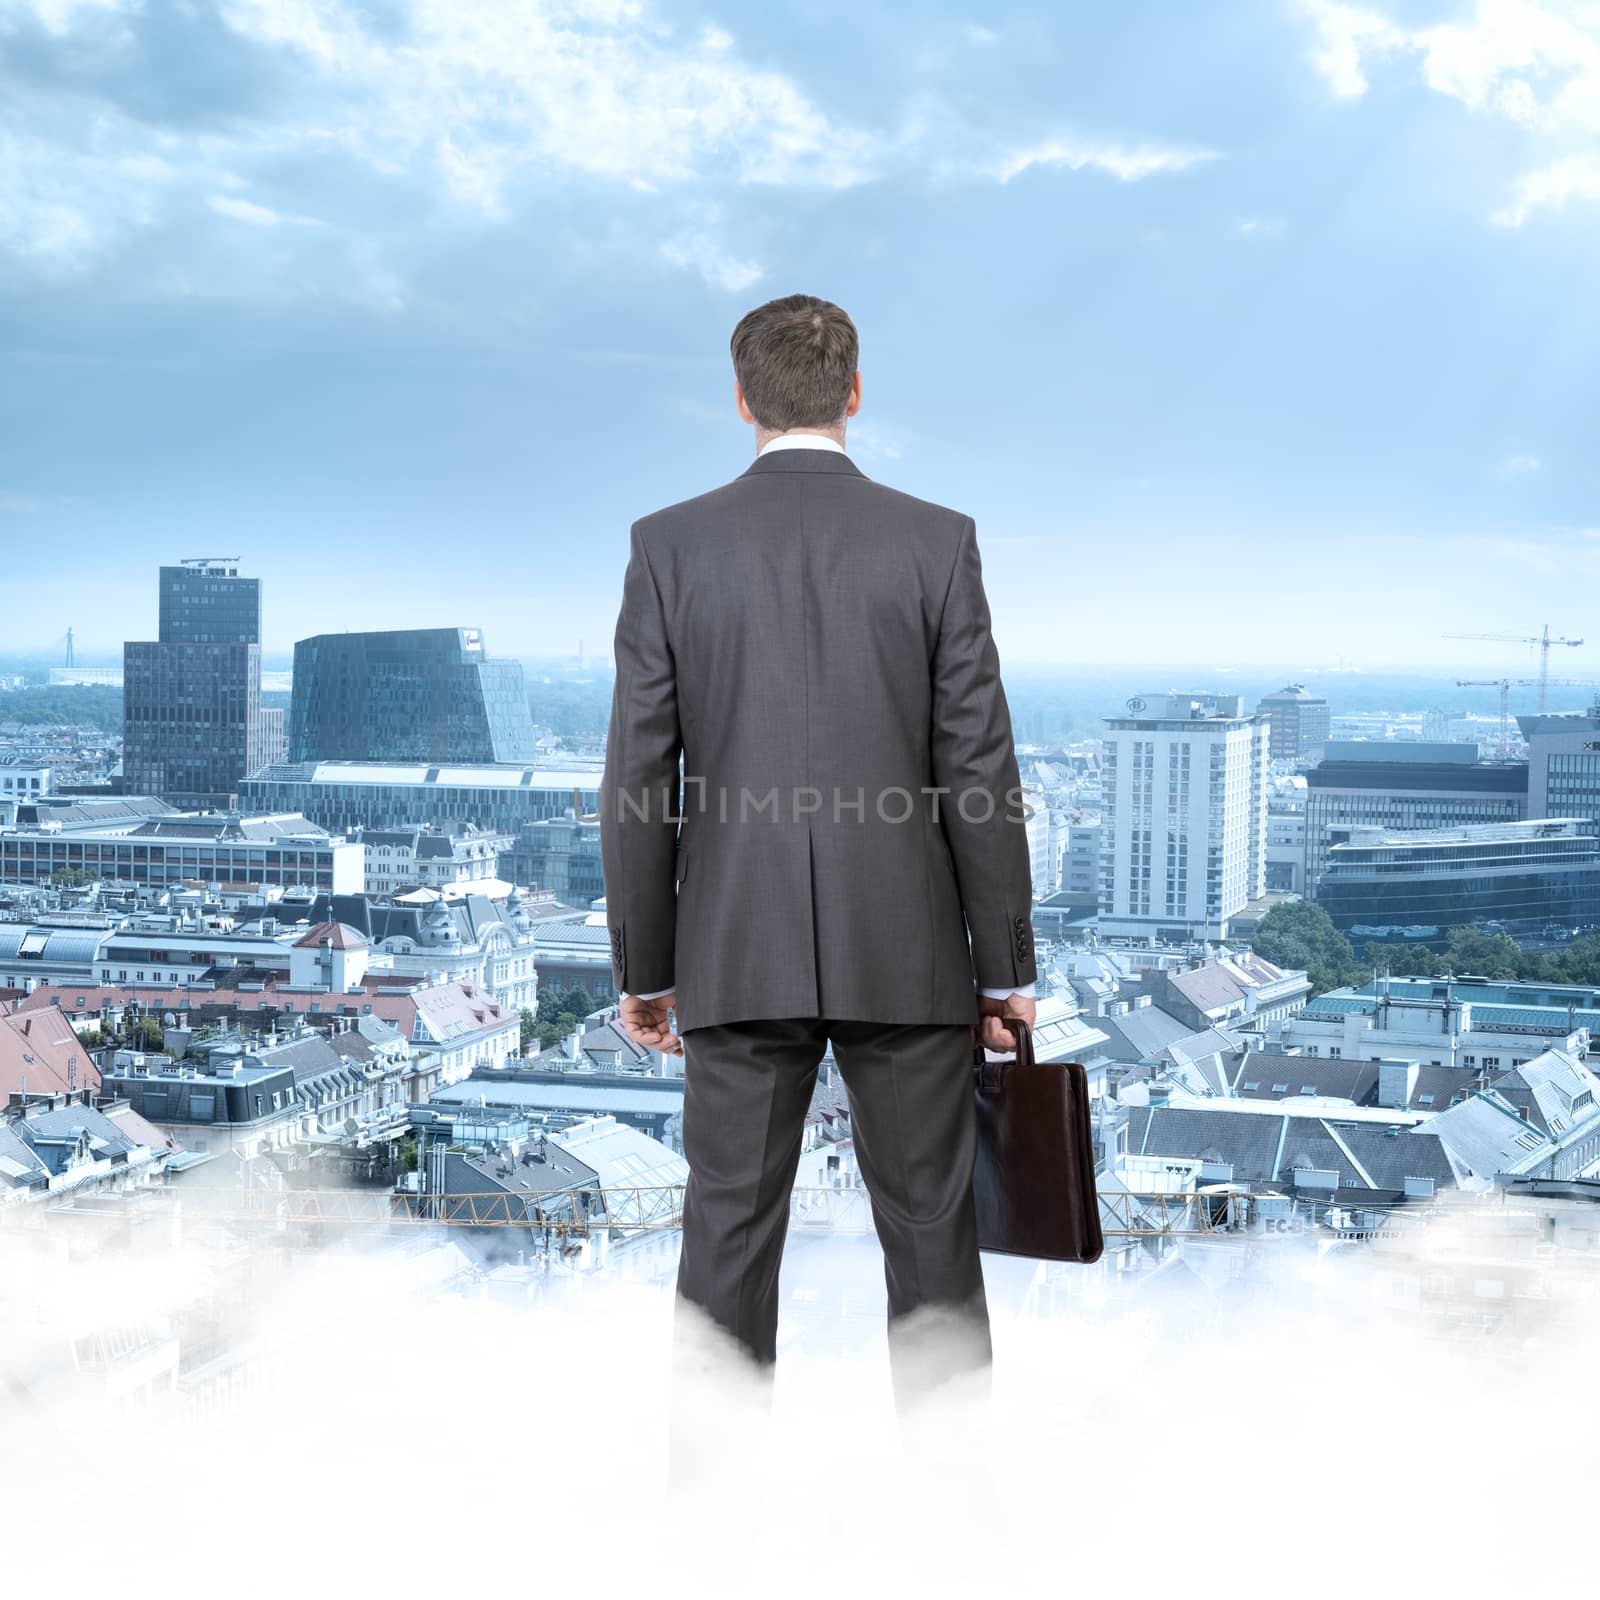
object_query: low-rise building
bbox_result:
[1273,975,1595,1068]
[357,825,511,896]
[1425,1048,1600,1184]
[0,804,362,895]
[0,1089,175,1208]
[0,916,113,993]
[0,761,52,799]
[1119,1094,1455,1204]
[1131,952,1311,1032]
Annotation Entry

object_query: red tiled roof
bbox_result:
[0,1008,100,1100]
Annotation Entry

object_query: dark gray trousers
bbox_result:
[673,1017,992,1405]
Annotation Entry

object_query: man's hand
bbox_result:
[619,992,683,1056]
[977,991,1036,1053]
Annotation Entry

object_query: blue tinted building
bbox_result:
[287,628,539,764]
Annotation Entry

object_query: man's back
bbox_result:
[602,445,1035,1032]
[606,293,1029,1405]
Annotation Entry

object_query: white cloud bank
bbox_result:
[1300,0,1600,225]
[0,0,1218,298]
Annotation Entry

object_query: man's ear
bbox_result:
[844,371,862,418]
[735,383,756,425]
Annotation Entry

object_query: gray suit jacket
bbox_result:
[600,448,1036,1032]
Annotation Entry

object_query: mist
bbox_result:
[4,1198,1598,1597]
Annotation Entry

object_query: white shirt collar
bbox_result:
[757,433,846,457]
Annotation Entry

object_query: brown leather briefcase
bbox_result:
[972,1021,1104,1263]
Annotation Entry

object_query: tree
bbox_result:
[536,984,597,1025]
[1250,901,1360,994]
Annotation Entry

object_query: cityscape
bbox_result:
[7,0,1600,1585]
[6,569,1600,1357]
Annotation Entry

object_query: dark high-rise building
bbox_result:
[158,561,262,644]
[1255,684,1331,765]
[287,628,539,764]
[123,561,274,808]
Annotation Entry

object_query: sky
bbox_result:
[1,0,1598,673]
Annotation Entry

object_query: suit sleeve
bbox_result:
[600,523,681,996]
[930,518,1037,992]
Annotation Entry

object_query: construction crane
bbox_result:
[1445,624,1582,711]
[1456,677,1600,756]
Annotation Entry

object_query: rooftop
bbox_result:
[246,761,603,790]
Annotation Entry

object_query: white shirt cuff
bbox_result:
[622,987,674,1001]
[980,983,1036,1001]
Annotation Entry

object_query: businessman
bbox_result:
[600,293,1036,1407]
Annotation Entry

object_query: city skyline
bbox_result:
[3,0,1599,665]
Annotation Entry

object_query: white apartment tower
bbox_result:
[1099,693,1269,940]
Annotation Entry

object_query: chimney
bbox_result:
[1376,1057,1419,1110]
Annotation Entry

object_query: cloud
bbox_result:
[1496,450,1544,478]
[0,0,1221,304]
[992,138,1218,184]
[214,0,883,199]
[659,230,763,294]
[844,419,907,462]
[1298,0,1600,224]
[0,491,47,513]
[1492,150,1600,224]
[0,0,133,36]
[207,193,320,227]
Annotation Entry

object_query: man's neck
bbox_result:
[754,426,847,454]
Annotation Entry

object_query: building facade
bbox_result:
[287,628,539,764]
[122,561,274,808]
[0,762,52,800]
[0,811,362,895]
[1275,976,1595,1068]
[1304,741,1528,892]
[239,761,601,837]
[1255,684,1331,765]
[359,826,511,896]
[1266,776,1307,894]
[506,817,605,905]
[1317,819,1600,946]
[1519,708,1600,830]
[1099,693,1268,941]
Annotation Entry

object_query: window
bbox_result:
[1271,1082,1290,1093]
[1242,1080,1261,1091]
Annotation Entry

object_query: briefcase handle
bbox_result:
[972,1018,1034,1073]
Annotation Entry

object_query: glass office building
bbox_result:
[1316,819,1600,947]
[288,628,540,764]
[123,562,272,808]
[1304,742,1528,891]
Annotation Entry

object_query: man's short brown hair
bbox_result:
[730,294,858,432]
